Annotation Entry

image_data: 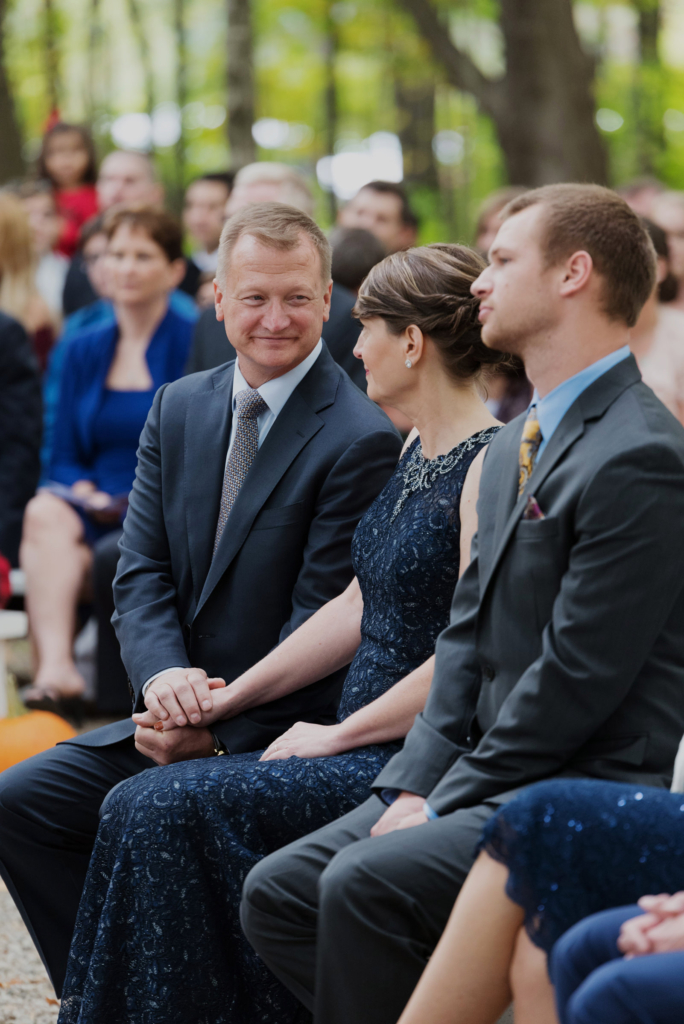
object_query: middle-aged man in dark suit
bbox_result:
[0,202,400,996]
[242,184,684,1024]
[0,312,42,565]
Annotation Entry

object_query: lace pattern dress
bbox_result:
[59,426,500,1024]
[480,778,684,954]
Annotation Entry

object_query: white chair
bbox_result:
[0,610,28,718]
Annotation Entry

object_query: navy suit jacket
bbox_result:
[79,345,401,753]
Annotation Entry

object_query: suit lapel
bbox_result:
[184,364,234,601]
[478,354,642,602]
[479,400,585,602]
[195,386,325,618]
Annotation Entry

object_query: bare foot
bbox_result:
[23,665,87,702]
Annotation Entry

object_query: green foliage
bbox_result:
[4,0,684,240]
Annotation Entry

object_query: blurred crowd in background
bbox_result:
[3,118,684,722]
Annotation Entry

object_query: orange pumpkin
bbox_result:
[0,711,76,771]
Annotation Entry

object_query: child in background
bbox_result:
[38,123,99,258]
[14,180,69,320]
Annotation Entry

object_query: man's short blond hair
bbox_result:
[233,163,314,216]
[217,201,332,284]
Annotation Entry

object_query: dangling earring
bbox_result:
[405,358,412,368]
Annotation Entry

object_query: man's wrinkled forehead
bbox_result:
[226,232,324,285]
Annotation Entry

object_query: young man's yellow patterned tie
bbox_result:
[518,405,542,496]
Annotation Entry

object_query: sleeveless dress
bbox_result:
[480,778,684,954]
[58,426,500,1024]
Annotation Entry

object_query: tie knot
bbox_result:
[236,388,268,420]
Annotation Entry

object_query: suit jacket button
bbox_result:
[482,664,494,682]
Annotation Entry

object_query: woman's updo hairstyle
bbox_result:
[353,243,511,382]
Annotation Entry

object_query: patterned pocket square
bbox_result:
[522,494,546,521]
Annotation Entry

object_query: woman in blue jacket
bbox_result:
[20,206,196,709]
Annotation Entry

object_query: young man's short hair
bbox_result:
[504,184,657,328]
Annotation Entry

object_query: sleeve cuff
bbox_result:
[381,788,401,806]
[142,667,186,696]
[423,802,439,820]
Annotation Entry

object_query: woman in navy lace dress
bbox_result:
[58,244,507,1024]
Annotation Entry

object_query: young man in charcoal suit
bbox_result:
[242,185,684,1024]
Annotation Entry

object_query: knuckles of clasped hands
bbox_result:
[133,673,430,835]
[617,892,684,957]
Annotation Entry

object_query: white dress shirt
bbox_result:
[143,340,323,695]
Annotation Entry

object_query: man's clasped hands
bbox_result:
[132,667,427,836]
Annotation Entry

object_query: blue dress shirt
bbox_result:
[534,346,631,459]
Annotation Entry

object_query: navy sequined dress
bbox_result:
[480,778,684,954]
[58,427,499,1024]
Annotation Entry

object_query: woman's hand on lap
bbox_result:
[260,722,346,761]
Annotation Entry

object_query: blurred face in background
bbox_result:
[183,179,230,253]
[83,232,112,299]
[225,181,287,216]
[652,197,684,283]
[339,187,416,254]
[43,130,91,189]
[97,152,164,211]
[214,232,331,383]
[22,193,62,257]
[107,224,185,307]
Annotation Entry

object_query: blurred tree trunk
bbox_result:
[396,0,608,186]
[0,0,23,182]
[395,78,438,187]
[44,0,60,115]
[227,0,255,170]
[632,0,662,176]
[173,0,187,206]
[126,0,155,121]
[323,1,338,222]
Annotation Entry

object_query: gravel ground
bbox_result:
[0,880,59,1024]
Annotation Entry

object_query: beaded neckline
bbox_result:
[390,425,502,524]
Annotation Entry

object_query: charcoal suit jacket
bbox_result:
[376,354,684,811]
[75,345,400,753]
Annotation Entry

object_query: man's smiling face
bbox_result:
[214,231,332,385]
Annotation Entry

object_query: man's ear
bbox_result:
[322,280,333,323]
[559,250,593,299]
[213,278,225,321]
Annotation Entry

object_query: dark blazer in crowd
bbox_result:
[241,355,684,1024]
[185,282,366,391]
[95,344,400,753]
[0,313,42,565]
[51,306,195,489]
[62,254,97,316]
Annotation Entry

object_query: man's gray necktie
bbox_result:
[214,388,268,551]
